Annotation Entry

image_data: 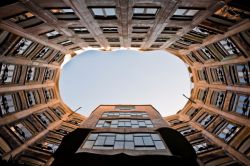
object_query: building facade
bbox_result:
[52,105,198,166]
[0,0,249,165]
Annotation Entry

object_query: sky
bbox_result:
[59,50,191,117]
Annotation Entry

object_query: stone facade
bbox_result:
[0,0,249,165]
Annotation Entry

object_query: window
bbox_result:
[10,123,32,141]
[35,47,50,59]
[26,67,36,81]
[0,64,15,83]
[155,37,169,42]
[49,8,79,20]
[169,44,183,50]
[96,119,153,128]
[107,37,119,42]
[201,47,215,60]
[26,91,36,107]
[186,108,199,118]
[192,142,214,154]
[230,94,250,118]
[178,126,196,136]
[197,69,207,81]
[43,30,61,39]
[89,44,100,48]
[52,108,65,118]
[132,7,159,19]
[70,46,81,51]
[50,8,74,14]
[215,122,240,142]
[8,12,34,23]
[187,52,201,63]
[69,27,89,34]
[0,94,15,116]
[67,120,79,126]
[151,44,162,48]
[102,112,148,118]
[191,27,211,37]
[171,8,200,20]
[161,27,181,34]
[218,38,240,56]
[37,112,51,126]
[198,113,215,127]
[44,68,54,80]
[210,67,225,83]
[115,105,135,110]
[58,40,73,46]
[13,38,33,55]
[197,89,207,102]
[51,52,63,63]
[211,91,225,108]
[36,141,58,153]
[82,133,166,150]
[44,89,53,101]
[55,129,69,135]
[82,38,96,42]
[132,27,150,33]
[169,119,183,126]
[89,7,116,19]
[131,38,144,42]
[235,64,250,85]
[6,12,43,28]
[101,27,118,33]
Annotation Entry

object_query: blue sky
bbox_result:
[59,50,191,117]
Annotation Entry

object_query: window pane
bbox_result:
[92,8,103,16]
[185,9,199,16]
[114,141,124,149]
[105,8,115,16]
[143,137,154,146]
[134,8,144,14]
[174,9,187,16]
[154,141,165,150]
[94,136,105,145]
[146,8,157,14]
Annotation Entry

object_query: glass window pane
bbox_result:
[125,142,134,149]
[143,137,154,146]
[134,137,144,146]
[114,141,124,149]
[92,8,103,16]
[151,134,161,141]
[104,136,115,146]
[125,134,133,141]
[82,141,95,149]
[154,141,165,149]
[105,8,115,16]
[174,9,186,16]
[185,10,199,16]
[94,136,105,146]
[146,8,157,14]
[116,134,124,141]
[134,8,144,14]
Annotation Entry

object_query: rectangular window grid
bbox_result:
[232,94,250,118]
[82,133,166,150]
[0,64,15,83]
[217,122,240,142]
[102,112,148,118]
[96,119,153,128]
[0,94,15,116]
[218,38,240,56]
